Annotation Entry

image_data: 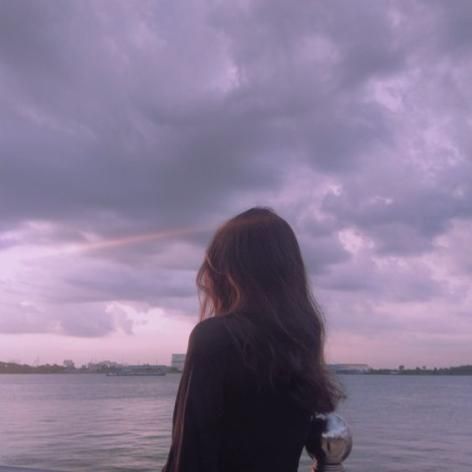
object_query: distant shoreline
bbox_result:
[1,361,471,376]
[1,372,471,376]
[0,361,180,375]
[361,365,472,376]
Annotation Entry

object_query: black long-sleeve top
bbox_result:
[162,313,319,472]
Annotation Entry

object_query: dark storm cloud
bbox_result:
[320,140,472,257]
[1,0,472,342]
[58,265,196,305]
[315,254,446,303]
[301,234,351,275]
[0,0,397,232]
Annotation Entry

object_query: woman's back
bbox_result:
[162,314,314,472]
[220,314,314,471]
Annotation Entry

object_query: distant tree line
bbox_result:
[0,361,66,374]
[0,361,178,374]
[0,361,114,374]
[367,365,472,375]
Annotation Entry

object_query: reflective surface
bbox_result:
[320,414,353,465]
[0,374,471,471]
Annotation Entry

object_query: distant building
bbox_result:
[87,360,120,372]
[171,353,186,372]
[329,363,370,374]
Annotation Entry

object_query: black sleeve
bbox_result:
[304,415,327,471]
[162,319,228,472]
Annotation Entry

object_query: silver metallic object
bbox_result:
[306,413,353,472]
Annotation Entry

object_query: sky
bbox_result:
[1,0,471,369]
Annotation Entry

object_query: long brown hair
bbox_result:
[196,206,344,414]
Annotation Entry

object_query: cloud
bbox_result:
[0,299,128,337]
[0,0,471,365]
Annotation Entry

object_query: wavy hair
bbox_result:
[196,206,345,413]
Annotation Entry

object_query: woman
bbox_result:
[162,207,344,472]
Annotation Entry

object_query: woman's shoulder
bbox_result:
[190,315,226,339]
[188,315,236,356]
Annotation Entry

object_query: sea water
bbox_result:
[0,374,470,471]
